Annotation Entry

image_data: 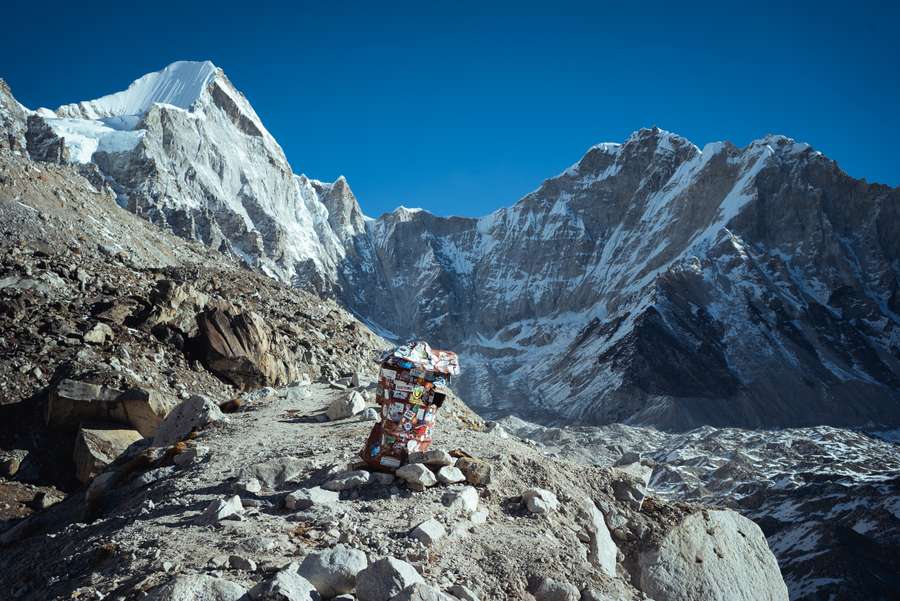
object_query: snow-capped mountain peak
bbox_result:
[56,60,219,122]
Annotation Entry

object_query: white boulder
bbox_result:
[326,391,366,421]
[249,566,320,600]
[523,488,559,515]
[153,395,226,447]
[298,545,368,598]
[639,509,789,601]
[409,518,446,546]
[147,574,247,601]
[395,464,437,490]
[436,466,465,484]
[200,495,243,525]
[356,557,424,601]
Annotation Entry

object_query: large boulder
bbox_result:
[153,395,226,447]
[238,457,308,491]
[118,388,181,437]
[528,576,580,601]
[45,379,123,429]
[297,545,368,597]
[194,307,299,390]
[326,391,366,421]
[356,557,424,601]
[147,574,247,601]
[249,566,319,601]
[46,379,178,436]
[73,424,142,483]
[639,509,789,601]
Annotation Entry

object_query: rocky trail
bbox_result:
[1,378,787,601]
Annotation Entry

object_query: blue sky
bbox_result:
[3,1,898,217]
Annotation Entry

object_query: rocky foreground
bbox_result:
[0,378,788,601]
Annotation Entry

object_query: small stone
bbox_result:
[455,457,492,486]
[395,464,437,491]
[235,478,262,495]
[356,557,424,601]
[436,466,465,485]
[523,488,559,515]
[323,470,371,491]
[173,445,208,466]
[201,495,243,525]
[441,486,479,514]
[298,545,368,597]
[285,486,340,510]
[361,408,379,421]
[448,584,480,601]
[410,518,446,547]
[422,450,454,467]
[228,554,257,572]
[469,510,488,525]
[82,323,114,344]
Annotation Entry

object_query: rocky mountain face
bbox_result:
[0,124,791,601]
[336,131,900,430]
[14,61,898,431]
[500,417,900,601]
[19,62,353,291]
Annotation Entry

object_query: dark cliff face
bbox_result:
[333,130,900,430]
